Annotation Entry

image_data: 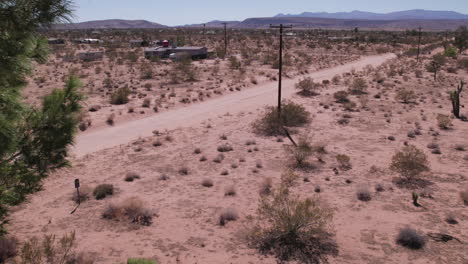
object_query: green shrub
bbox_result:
[390,146,429,180]
[247,186,338,264]
[93,184,114,200]
[110,87,130,105]
[295,77,321,96]
[253,100,310,136]
[444,46,458,58]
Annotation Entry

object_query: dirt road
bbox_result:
[74,53,395,157]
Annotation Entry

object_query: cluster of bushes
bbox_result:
[252,100,310,136]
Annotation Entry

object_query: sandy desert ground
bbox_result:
[5,31,468,264]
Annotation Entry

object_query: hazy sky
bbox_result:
[73,0,468,26]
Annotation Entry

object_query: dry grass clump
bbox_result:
[102,197,153,226]
[436,114,452,129]
[259,177,273,196]
[253,100,310,136]
[218,208,239,226]
[395,89,417,104]
[396,227,425,250]
[246,186,338,264]
[460,189,468,206]
[295,77,321,96]
[333,91,349,103]
[356,187,372,201]
[152,140,162,147]
[125,172,141,182]
[106,113,115,126]
[224,185,236,196]
[0,236,18,262]
[349,78,368,94]
[110,87,130,105]
[280,170,300,187]
[193,148,202,154]
[15,232,84,263]
[178,167,189,175]
[213,154,225,163]
[217,143,233,152]
[390,146,429,182]
[201,179,214,187]
[336,154,351,170]
[93,184,114,200]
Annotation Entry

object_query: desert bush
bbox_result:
[125,172,141,182]
[280,170,300,187]
[396,227,425,250]
[444,46,458,58]
[333,90,349,103]
[224,185,236,196]
[343,101,357,111]
[390,146,429,180]
[102,197,152,226]
[457,58,468,69]
[218,208,238,226]
[436,114,452,129]
[295,77,321,96]
[259,178,273,196]
[460,189,468,206]
[0,236,18,262]
[349,78,368,94]
[285,136,314,169]
[110,87,130,105]
[93,184,114,200]
[213,154,224,163]
[142,98,151,108]
[17,232,78,263]
[247,186,338,264]
[229,56,241,69]
[253,100,310,136]
[217,143,233,152]
[356,187,372,201]
[106,114,115,126]
[336,154,351,170]
[202,179,213,187]
[395,89,417,104]
[178,167,189,175]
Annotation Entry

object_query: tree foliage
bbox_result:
[0,0,79,235]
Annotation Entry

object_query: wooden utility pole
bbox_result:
[417,27,422,62]
[270,24,292,118]
[203,23,206,45]
[270,24,297,146]
[222,22,228,57]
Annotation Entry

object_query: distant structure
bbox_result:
[130,39,150,47]
[144,46,208,60]
[73,38,104,44]
[48,38,65,44]
[77,50,104,61]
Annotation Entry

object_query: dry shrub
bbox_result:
[390,146,429,181]
[93,184,114,200]
[395,89,417,104]
[110,87,130,105]
[224,185,236,196]
[356,187,372,202]
[259,178,273,196]
[217,143,233,152]
[280,170,300,188]
[253,100,310,136]
[218,208,238,226]
[296,77,321,96]
[349,78,368,94]
[396,227,425,250]
[285,136,314,170]
[460,189,468,206]
[17,232,83,263]
[202,179,213,187]
[125,172,141,182]
[0,236,18,262]
[436,114,452,129]
[246,186,338,264]
[102,197,152,226]
[333,91,349,103]
[336,154,351,170]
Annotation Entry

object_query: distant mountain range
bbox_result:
[275,9,468,20]
[54,19,167,29]
[53,10,468,30]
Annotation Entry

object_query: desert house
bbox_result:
[73,38,104,44]
[144,46,208,60]
[48,38,65,44]
[77,50,104,61]
[130,39,150,47]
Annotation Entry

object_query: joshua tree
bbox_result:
[450,81,465,119]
